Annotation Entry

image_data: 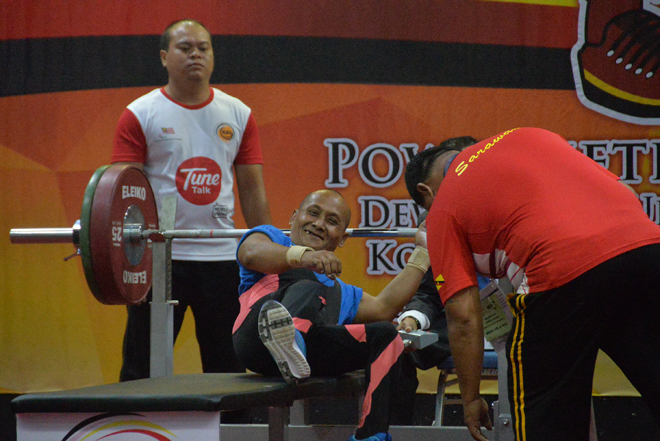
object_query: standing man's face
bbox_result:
[161,22,214,84]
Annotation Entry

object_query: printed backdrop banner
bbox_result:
[1,0,659,395]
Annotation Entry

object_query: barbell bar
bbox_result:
[9,164,419,306]
[10,226,417,244]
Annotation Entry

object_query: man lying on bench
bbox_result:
[232,189,428,441]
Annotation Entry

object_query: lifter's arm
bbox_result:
[353,224,428,323]
[238,232,343,278]
[445,286,492,441]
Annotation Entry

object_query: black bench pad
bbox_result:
[11,372,367,414]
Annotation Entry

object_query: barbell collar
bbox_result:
[10,227,80,245]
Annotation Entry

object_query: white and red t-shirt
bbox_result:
[112,87,263,261]
[427,127,660,303]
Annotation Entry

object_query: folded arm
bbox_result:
[237,232,343,277]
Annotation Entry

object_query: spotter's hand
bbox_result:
[300,250,342,279]
[464,397,493,441]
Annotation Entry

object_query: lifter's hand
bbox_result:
[415,220,427,249]
[300,250,342,279]
[464,397,492,441]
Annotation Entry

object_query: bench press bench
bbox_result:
[11,371,367,441]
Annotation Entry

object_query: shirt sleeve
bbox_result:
[237,225,290,258]
[336,279,363,325]
[427,209,479,304]
[111,108,147,163]
[236,225,290,295]
[234,113,264,165]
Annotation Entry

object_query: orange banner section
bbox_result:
[2,83,658,393]
[2,0,577,48]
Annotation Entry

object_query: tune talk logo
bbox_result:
[176,157,222,205]
[571,0,660,125]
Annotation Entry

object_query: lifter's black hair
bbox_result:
[405,136,479,207]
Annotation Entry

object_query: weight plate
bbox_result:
[80,165,109,304]
[80,164,158,305]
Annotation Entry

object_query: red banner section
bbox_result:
[2,0,577,48]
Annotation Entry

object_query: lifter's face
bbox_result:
[161,21,214,84]
[417,150,460,211]
[289,191,350,252]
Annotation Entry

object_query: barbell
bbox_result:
[10,164,418,306]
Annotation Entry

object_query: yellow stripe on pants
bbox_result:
[509,294,527,441]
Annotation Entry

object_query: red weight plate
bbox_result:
[80,165,108,303]
[87,164,158,304]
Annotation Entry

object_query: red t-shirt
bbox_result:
[427,127,660,303]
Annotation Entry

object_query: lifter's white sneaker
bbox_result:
[258,300,311,383]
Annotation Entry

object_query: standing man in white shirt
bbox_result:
[111,19,271,397]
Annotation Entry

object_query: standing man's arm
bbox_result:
[444,286,492,441]
[233,111,271,228]
[235,163,271,228]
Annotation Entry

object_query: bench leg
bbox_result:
[268,405,290,441]
[590,400,598,441]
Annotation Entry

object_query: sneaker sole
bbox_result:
[258,301,311,383]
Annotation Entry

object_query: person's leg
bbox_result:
[233,292,286,377]
[387,352,419,425]
[234,278,334,377]
[183,260,251,423]
[119,301,152,381]
[506,285,601,441]
[188,260,245,373]
[598,244,660,428]
[235,277,404,438]
[387,328,452,425]
[305,321,404,439]
[119,260,189,381]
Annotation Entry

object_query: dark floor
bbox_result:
[3,393,659,441]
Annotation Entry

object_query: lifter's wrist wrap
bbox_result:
[286,245,314,268]
[406,247,430,273]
